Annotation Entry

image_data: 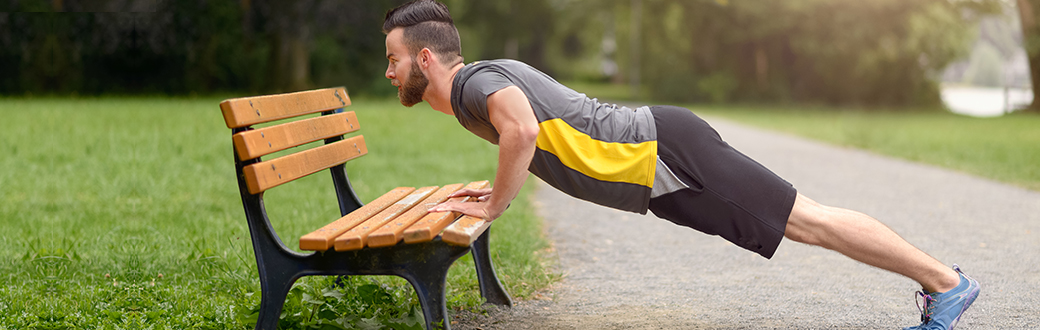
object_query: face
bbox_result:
[385,28,429,107]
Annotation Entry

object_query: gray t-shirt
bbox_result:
[450,59,660,213]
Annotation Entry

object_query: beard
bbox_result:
[398,60,429,107]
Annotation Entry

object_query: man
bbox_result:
[381,1,979,329]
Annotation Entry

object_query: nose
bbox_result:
[385,64,395,81]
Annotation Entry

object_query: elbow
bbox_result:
[519,124,540,143]
[503,122,539,146]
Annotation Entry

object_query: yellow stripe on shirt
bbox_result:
[535,118,657,187]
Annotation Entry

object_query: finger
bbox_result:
[450,188,492,198]
[430,201,478,213]
[429,202,458,213]
[448,189,478,198]
[431,201,489,219]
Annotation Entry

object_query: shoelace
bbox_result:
[915,291,937,323]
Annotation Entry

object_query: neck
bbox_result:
[424,62,465,115]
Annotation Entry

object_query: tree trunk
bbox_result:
[265,0,315,93]
[1017,0,1040,112]
[288,29,310,92]
[629,0,642,97]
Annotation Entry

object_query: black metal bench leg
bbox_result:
[471,229,513,307]
[401,267,453,330]
[255,271,298,330]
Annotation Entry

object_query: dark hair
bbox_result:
[383,0,463,66]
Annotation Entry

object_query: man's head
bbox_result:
[383,0,463,107]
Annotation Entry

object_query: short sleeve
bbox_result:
[455,69,515,144]
[461,70,515,121]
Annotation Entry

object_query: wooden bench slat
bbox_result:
[233,111,360,160]
[366,183,465,248]
[242,135,367,194]
[333,186,438,251]
[402,180,490,244]
[299,187,415,251]
[220,87,351,128]
[442,215,493,246]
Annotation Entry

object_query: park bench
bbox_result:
[219,87,512,330]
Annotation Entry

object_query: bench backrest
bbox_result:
[220,87,366,196]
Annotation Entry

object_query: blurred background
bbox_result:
[0,0,1036,115]
[3,2,1038,328]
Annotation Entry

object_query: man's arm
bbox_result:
[431,85,539,220]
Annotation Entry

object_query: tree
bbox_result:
[0,0,408,96]
[453,0,555,74]
[256,0,320,93]
[547,0,999,107]
[1017,0,1040,111]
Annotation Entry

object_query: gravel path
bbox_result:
[453,116,1040,329]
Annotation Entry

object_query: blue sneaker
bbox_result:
[903,265,980,330]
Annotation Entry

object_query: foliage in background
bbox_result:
[608,0,1000,105]
[0,0,1008,108]
[0,0,407,96]
[942,11,1030,88]
[450,0,556,75]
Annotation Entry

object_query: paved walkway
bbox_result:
[456,116,1040,329]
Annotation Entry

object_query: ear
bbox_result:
[418,48,434,68]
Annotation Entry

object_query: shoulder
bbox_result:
[458,59,536,79]
[456,61,520,97]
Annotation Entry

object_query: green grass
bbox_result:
[0,97,556,329]
[691,105,1040,191]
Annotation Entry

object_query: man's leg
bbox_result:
[783,193,960,293]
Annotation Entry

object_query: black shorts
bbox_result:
[648,105,797,259]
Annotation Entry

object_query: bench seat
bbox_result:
[299,181,493,252]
